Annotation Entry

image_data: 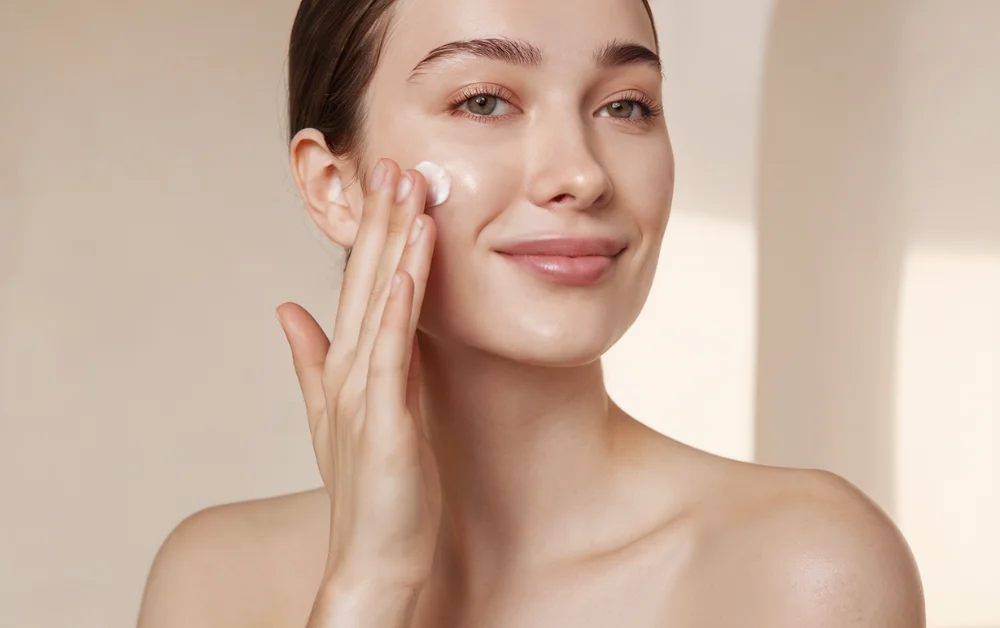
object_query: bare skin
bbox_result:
[137,435,923,627]
[137,0,924,625]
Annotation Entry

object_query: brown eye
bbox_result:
[455,92,513,118]
[606,100,636,118]
[466,95,499,115]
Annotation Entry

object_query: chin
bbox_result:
[498,340,612,368]
[424,305,628,368]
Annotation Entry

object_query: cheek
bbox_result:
[417,150,524,250]
[613,140,675,234]
[414,151,526,337]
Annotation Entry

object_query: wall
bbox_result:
[751,3,1000,625]
[1,1,997,626]
[0,1,324,625]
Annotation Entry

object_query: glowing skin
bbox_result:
[301,0,675,367]
[281,0,921,624]
[371,9,673,365]
[134,0,924,625]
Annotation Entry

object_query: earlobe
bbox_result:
[289,128,360,248]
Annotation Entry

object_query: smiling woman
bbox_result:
[135,0,925,626]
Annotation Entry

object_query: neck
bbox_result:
[415,330,629,582]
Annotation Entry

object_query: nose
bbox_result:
[524,115,613,212]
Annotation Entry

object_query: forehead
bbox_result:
[382,0,657,74]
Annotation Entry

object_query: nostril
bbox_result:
[553,193,571,203]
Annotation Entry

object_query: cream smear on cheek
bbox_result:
[415,161,451,207]
[328,165,451,207]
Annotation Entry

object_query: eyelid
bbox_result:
[600,89,662,113]
[446,82,521,110]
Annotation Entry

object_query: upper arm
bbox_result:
[764,472,926,627]
[136,506,253,628]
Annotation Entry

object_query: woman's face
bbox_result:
[359,0,673,366]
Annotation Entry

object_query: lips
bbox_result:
[493,237,626,257]
[493,237,626,286]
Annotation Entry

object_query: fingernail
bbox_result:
[396,173,413,202]
[408,216,424,244]
[370,160,386,191]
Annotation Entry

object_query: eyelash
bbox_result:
[447,84,516,122]
[446,85,663,126]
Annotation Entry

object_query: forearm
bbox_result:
[306,574,422,628]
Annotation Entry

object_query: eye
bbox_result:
[448,84,517,122]
[596,92,663,124]
[459,94,512,117]
[601,100,644,119]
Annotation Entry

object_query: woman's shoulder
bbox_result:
[137,488,329,628]
[683,456,925,625]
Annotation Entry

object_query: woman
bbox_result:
[138,0,925,625]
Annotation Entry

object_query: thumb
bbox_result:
[405,335,426,439]
[276,302,329,435]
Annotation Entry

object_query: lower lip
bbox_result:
[497,252,619,286]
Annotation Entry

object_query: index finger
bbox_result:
[327,159,401,367]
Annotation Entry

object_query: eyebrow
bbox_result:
[594,39,663,77]
[407,37,663,82]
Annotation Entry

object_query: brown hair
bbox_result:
[287,0,659,267]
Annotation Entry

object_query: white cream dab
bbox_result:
[415,161,451,207]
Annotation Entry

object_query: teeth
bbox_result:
[415,161,451,207]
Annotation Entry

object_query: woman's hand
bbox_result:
[276,159,441,625]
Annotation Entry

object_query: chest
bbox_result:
[262,514,753,628]
[410,547,700,628]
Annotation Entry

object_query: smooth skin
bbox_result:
[137,160,925,628]
[136,0,925,625]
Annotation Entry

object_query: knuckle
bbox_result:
[386,217,407,239]
[370,330,402,365]
[367,353,400,381]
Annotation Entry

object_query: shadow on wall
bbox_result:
[754,0,1000,542]
[752,1,908,513]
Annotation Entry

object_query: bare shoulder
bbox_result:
[137,488,329,628]
[691,461,925,627]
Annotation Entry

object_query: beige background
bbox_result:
[2,1,998,626]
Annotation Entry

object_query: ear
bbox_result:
[289,128,363,249]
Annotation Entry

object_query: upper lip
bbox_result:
[493,236,627,257]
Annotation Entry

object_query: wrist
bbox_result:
[324,552,430,592]
[324,567,424,598]
[314,570,422,627]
